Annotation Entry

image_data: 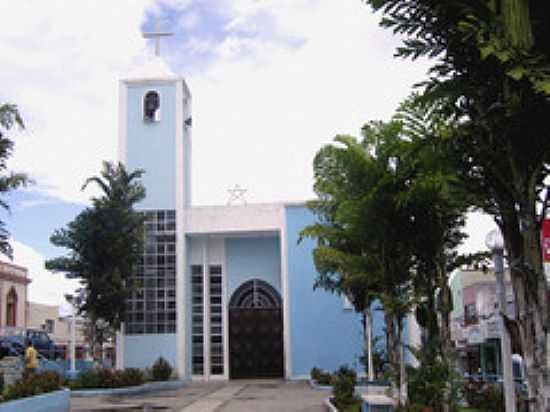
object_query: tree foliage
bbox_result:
[364,0,550,409]
[0,104,30,258]
[46,162,145,335]
[302,98,473,406]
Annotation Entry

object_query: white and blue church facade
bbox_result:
[115,59,413,381]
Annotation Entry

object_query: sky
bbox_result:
[0,0,496,312]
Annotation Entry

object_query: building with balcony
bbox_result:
[449,268,515,378]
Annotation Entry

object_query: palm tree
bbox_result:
[47,161,146,361]
[82,161,145,209]
[0,104,29,258]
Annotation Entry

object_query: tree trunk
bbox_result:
[519,210,548,412]
[500,200,549,412]
[385,311,398,369]
[438,281,453,412]
[385,311,399,399]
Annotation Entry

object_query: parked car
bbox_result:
[0,328,62,360]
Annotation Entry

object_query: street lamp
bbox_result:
[485,228,516,412]
[69,289,85,377]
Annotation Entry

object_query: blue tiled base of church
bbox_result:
[0,389,70,412]
[309,379,391,391]
[70,380,185,398]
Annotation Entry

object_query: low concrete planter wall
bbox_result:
[71,379,185,398]
[309,379,332,391]
[310,379,391,396]
[0,388,70,412]
[324,398,339,412]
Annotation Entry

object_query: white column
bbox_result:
[69,307,77,373]
[175,79,187,379]
[117,81,128,165]
[494,251,516,412]
[115,323,125,370]
[202,238,210,380]
[365,308,374,381]
[279,207,292,379]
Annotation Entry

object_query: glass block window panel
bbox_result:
[191,264,204,375]
[209,265,224,375]
[125,209,177,335]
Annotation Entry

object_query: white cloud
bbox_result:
[8,240,80,313]
[187,0,432,205]
[0,0,430,207]
[178,10,202,31]
[0,0,155,204]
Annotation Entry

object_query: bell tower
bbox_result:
[118,67,192,210]
[116,29,191,379]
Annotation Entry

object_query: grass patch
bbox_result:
[330,398,362,412]
[342,401,362,412]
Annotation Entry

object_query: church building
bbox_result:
[115,49,413,380]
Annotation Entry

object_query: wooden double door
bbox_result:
[229,307,284,379]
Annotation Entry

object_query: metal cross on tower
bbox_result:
[143,20,173,57]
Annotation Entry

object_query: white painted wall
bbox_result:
[185,204,284,235]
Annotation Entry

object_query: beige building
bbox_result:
[27,302,88,359]
[0,261,30,329]
[0,261,91,361]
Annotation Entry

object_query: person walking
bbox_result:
[24,341,38,373]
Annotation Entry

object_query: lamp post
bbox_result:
[485,229,516,412]
[69,289,84,377]
[70,303,77,374]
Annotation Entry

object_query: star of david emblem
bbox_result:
[227,184,247,206]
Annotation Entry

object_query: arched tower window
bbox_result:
[6,287,17,327]
[143,90,160,122]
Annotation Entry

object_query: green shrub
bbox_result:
[310,367,322,381]
[98,369,119,388]
[118,368,144,387]
[310,367,332,385]
[462,380,504,412]
[407,350,460,410]
[331,365,359,409]
[70,369,100,389]
[3,370,64,401]
[317,371,333,385]
[70,367,145,389]
[151,357,173,381]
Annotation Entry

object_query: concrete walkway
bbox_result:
[70,380,327,412]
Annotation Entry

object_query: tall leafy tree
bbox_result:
[46,162,145,360]
[364,1,550,408]
[0,104,30,258]
[394,96,471,358]
[304,97,476,408]
[302,122,417,405]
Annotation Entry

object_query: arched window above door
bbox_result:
[229,279,282,309]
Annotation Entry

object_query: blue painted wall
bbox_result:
[286,206,364,377]
[126,82,177,210]
[225,237,281,298]
[124,334,177,370]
